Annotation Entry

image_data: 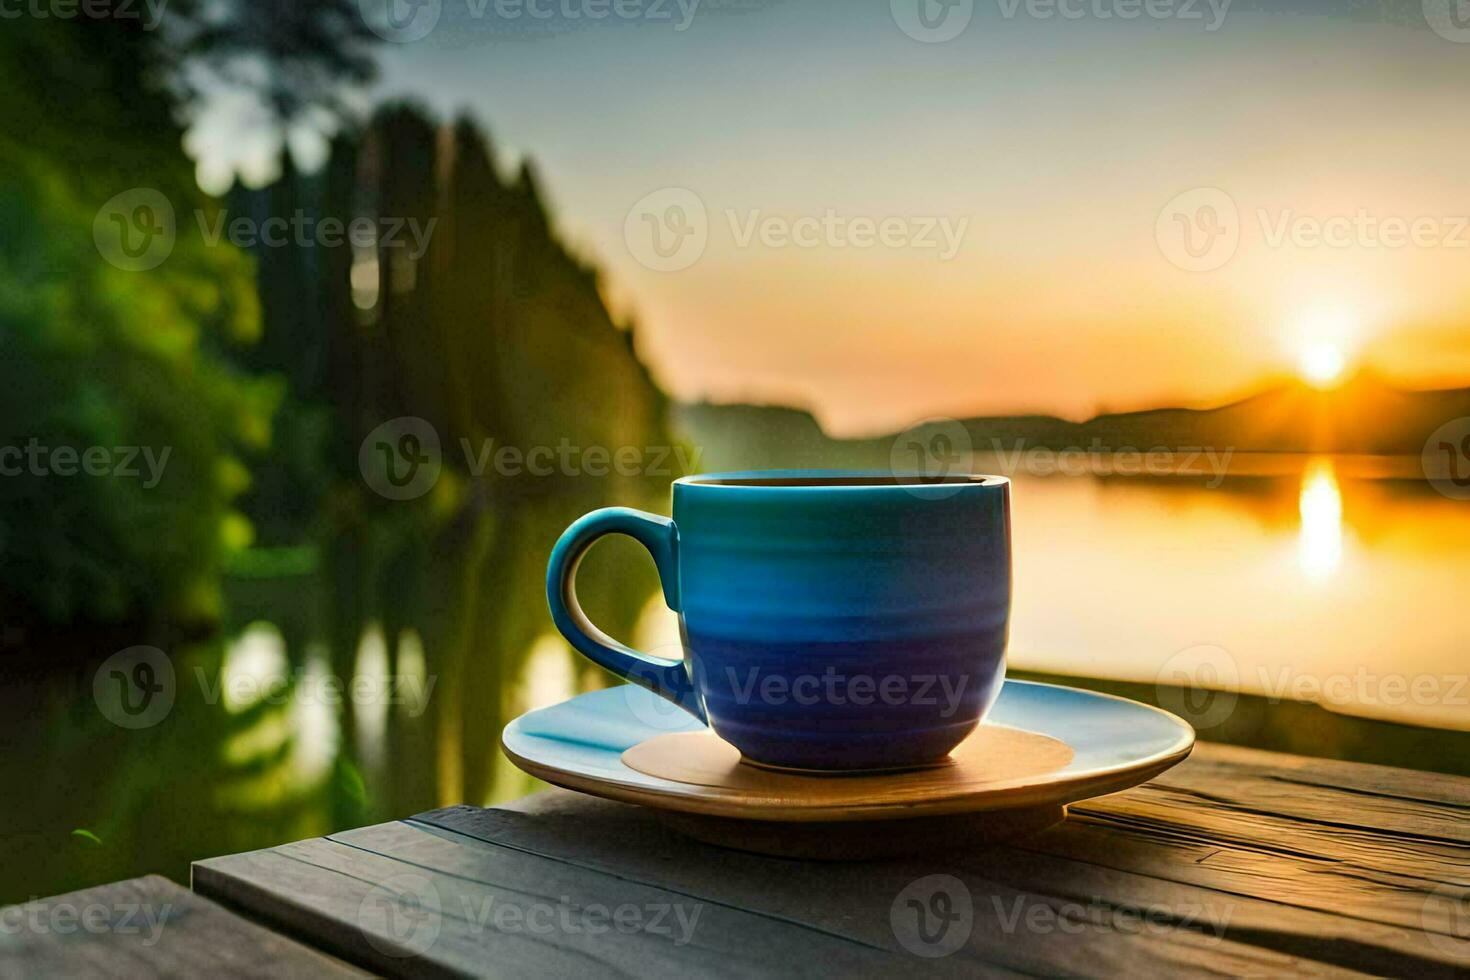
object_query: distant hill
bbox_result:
[673,374,1470,472]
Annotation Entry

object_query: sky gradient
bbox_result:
[271,0,1470,434]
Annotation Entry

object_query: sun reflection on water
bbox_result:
[1298,457,1343,581]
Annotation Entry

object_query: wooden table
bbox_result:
[5,743,1468,977]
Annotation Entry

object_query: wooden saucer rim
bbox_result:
[502,738,1191,822]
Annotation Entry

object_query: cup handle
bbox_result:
[546,507,705,722]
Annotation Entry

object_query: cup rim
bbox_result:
[673,470,1009,490]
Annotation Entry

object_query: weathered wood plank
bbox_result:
[195,823,921,978]
[0,874,364,979]
[426,798,1366,975]
[1023,743,1470,938]
[457,740,1470,976]
[182,741,1470,977]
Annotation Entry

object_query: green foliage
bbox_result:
[0,20,277,629]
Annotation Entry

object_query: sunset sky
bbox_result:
[198,0,1470,435]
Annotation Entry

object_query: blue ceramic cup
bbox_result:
[546,472,1011,771]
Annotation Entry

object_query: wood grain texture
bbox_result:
[194,823,919,978]
[474,741,1470,977]
[0,875,364,979]
[186,741,1469,977]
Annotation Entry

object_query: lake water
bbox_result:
[3,456,1466,902]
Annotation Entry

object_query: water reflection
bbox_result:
[1298,457,1344,581]
[352,623,391,769]
[518,634,578,715]
[6,457,1469,906]
[220,622,288,714]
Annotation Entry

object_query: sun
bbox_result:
[1299,342,1348,389]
